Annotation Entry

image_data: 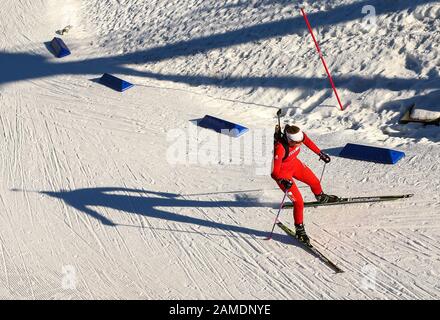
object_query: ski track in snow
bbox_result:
[0,0,439,299]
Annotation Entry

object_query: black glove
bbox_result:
[280,179,293,190]
[319,152,331,163]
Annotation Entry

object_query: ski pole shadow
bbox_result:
[26,186,300,244]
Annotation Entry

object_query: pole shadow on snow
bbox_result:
[35,187,303,246]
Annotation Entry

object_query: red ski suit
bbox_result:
[271,133,323,225]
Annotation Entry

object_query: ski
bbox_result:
[282,194,414,209]
[276,221,344,274]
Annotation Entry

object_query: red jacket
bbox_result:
[271,133,321,180]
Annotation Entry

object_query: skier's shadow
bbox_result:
[34,187,299,245]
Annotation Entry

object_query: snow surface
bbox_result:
[410,90,440,120]
[0,0,439,299]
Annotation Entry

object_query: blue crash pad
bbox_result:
[50,37,71,58]
[99,73,134,92]
[198,115,249,137]
[339,143,405,164]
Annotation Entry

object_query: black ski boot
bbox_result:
[294,224,310,246]
[315,192,339,203]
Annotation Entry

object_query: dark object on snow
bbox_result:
[400,104,440,126]
[50,37,71,58]
[56,25,72,36]
[339,143,405,164]
[99,73,134,92]
[197,115,249,137]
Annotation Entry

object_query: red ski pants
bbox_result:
[276,160,322,225]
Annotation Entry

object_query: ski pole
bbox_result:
[276,109,281,128]
[319,162,327,183]
[275,109,282,138]
[265,188,290,240]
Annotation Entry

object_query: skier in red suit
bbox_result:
[271,124,337,244]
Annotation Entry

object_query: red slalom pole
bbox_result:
[300,8,345,111]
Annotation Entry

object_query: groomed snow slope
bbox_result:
[0,0,439,299]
